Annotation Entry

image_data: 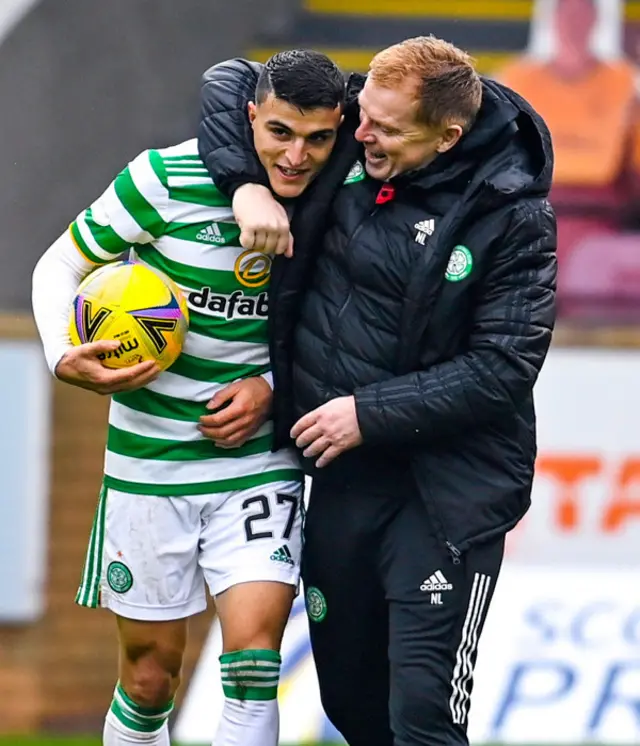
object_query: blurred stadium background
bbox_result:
[1,0,640,743]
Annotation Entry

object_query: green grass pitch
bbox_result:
[0,739,570,746]
[0,740,339,745]
[0,740,342,746]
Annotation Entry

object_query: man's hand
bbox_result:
[55,340,161,395]
[291,396,363,468]
[199,376,273,448]
[232,184,294,257]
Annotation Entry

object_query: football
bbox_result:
[69,260,189,370]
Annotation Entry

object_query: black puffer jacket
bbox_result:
[199,60,557,555]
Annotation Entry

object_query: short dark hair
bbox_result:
[255,50,345,111]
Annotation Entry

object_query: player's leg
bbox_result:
[199,479,303,746]
[382,492,505,745]
[213,581,294,746]
[76,486,207,746]
[302,472,397,746]
[105,617,187,746]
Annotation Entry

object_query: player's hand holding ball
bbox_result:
[55,341,160,395]
[64,260,188,395]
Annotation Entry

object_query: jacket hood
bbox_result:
[472,77,554,198]
[345,73,554,200]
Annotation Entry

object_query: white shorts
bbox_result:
[75,479,303,621]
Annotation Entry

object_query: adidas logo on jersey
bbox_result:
[270,545,294,566]
[196,222,226,244]
[414,219,435,245]
[420,570,453,592]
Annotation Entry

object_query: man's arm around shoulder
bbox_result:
[199,58,267,196]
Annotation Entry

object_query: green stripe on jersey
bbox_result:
[164,169,209,178]
[168,182,231,208]
[114,167,166,238]
[164,161,207,169]
[148,149,170,189]
[114,388,210,422]
[168,353,269,383]
[188,312,267,344]
[70,221,105,264]
[107,427,273,461]
[163,154,202,162]
[103,468,303,497]
[84,208,132,255]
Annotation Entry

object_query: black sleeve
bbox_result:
[354,201,557,444]
[198,58,268,197]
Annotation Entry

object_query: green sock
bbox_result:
[219,648,281,701]
[214,649,282,746]
[108,681,173,734]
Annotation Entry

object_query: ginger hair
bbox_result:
[368,36,483,132]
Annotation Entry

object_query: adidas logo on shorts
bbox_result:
[270,545,294,566]
[420,569,453,592]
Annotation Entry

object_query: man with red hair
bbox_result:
[198,37,557,746]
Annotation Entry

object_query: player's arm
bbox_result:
[32,150,169,394]
[31,230,158,394]
[199,58,267,196]
[200,59,296,255]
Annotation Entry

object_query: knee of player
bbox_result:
[122,642,182,708]
[125,660,177,709]
[222,631,283,654]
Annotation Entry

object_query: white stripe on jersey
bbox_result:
[182,331,270,366]
[158,139,200,158]
[128,152,170,216]
[102,182,155,244]
[167,175,219,188]
[145,372,225,402]
[109,401,274,442]
[162,202,235,225]
[145,238,245,272]
[164,160,208,168]
[105,448,297,487]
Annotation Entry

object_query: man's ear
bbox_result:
[436,124,463,154]
[248,101,257,124]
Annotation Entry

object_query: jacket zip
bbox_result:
[322,203,381,398]
[413,457,463,564]
[419,475,463,565]
[446,541,462,565]
[320,190,465,564]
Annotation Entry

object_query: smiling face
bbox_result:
[249,93,342,198]
[356,37,483,181]
[354,76,463,181]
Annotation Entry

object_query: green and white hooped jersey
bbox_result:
[69,138,301,495]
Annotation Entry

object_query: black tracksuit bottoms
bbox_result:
[301,467,505,746]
